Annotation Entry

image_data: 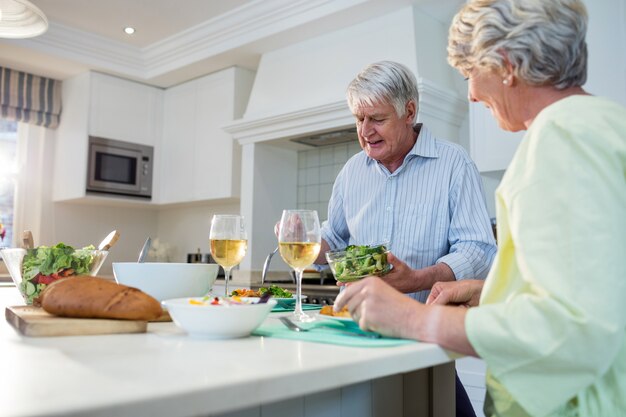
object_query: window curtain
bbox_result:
[0,66,62,129]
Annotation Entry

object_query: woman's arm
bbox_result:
[333,277,478,356]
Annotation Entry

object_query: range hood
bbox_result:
[225,7,467,149]
[290,127,357,147]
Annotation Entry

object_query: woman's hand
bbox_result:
[334,276,479,355]
[333,277,423,339]
[426,280,484,307]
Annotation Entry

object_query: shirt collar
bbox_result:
[410,124,439,159]
[364,123,439,168]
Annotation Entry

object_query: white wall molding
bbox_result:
[224,101,354,145]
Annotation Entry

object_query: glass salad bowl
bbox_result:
[325,244,391,283]
[0,244,108,305]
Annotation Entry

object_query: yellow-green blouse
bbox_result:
[466,95,626,417]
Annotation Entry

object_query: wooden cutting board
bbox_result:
[5,306,148,337]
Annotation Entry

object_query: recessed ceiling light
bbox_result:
[124,27,135,35]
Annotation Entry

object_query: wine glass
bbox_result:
[209,215,248,297]
[278,209,321,322]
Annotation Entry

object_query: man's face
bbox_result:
[352,99,416,169]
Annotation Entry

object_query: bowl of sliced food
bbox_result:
[231,285,300,307]
[325,243,390,283]
[1,243,108,305]
[162,296,277,339]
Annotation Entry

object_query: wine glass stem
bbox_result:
[224,268,232,297]
[295,268,304,316]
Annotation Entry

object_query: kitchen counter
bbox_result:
[0,286,458,417]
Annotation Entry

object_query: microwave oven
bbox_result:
[87,136,153,199]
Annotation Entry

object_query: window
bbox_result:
[0,119,18,247]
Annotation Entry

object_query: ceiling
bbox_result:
[0,0,462,88]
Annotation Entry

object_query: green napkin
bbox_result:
[252,317,415,348]
[271,303,322,313]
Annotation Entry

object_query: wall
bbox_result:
[239,142,298,271]
[156,201,240,263]
[51,203,159,276]
[585,0,626,106]
[296,142,362,222]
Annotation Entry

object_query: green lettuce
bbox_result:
[331,244,390,282]
[21,243,96,303]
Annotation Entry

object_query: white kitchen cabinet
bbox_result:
[468,103,523,172]
[159,67,255,204]
[88,72,162,146]
[160,82,196,203]
[52,72,163,203]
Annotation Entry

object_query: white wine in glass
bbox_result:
[278,209,321,322]
[209,215,247,297]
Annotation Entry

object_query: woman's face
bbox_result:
[468,67,526,132]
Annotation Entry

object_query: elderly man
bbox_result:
[316,61,496,417]
[318,61,496,302]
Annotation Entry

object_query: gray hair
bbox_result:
[346,61,419,123]
[447,0,588,89]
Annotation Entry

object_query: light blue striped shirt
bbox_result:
[321,124,497,302]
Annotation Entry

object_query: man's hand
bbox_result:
[375,253,455,294]
[375,252,415,292]
[426,280,484,307]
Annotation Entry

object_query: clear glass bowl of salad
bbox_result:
[325,243,390,283]
[0,243,108,305]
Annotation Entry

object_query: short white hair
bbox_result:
[447,0,588,89]
[346,61,419,123]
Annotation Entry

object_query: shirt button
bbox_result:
[386,206,392,211]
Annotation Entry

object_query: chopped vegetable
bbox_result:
[231,285,292,299]
[191,296,252,306]
[230,288,259,297]
[21,243,97,304]
[328,244,390,282]
[258,285,292,298]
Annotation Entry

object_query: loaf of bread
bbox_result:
[39,276,162,321]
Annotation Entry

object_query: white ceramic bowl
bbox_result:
[162,297,277,339]
[112,262,218,301]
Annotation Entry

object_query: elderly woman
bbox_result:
[333,1,626,416]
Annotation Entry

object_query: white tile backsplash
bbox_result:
[297,142,361,221]
[305,185,320,203]
[319,167,335,185]
[333,144,348,163]
[304,167,320,186]
[305,149,320,168]
[320,147,334,166]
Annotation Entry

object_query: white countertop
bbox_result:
[0,286,456,417]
